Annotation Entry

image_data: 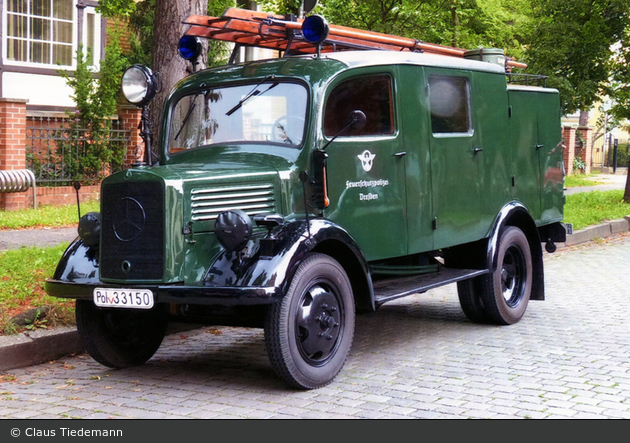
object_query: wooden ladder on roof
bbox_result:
[183,7,527,69]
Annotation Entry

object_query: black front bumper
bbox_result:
[45,279,283,307]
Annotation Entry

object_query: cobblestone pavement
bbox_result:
[1,234,629,419]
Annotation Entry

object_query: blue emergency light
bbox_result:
[178,35,203,61]
[301,15,329,45]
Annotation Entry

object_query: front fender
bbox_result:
[204,218,373,306]
[50,238,99,284]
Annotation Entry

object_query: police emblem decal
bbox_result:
[358,150,376,172]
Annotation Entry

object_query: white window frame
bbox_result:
[2,1,102,70]
[82,6,101,71]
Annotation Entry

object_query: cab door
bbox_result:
[322,70,408,262]
[425,68,484,249]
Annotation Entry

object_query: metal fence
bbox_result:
[592,135,630,169]
[25,116,130,185]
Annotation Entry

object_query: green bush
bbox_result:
[607,143,629,168]
[573,156,587,172]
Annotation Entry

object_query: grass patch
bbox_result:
[564,174,604,188]
[0,244,75,335]
[564,190,630,231]
[0,244,76,334]
[0,201,99,230]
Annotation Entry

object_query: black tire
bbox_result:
[76,300,168,368]
[479,226,533,325]
[264,253,355,389]
[457,278,489,323]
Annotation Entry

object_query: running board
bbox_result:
[373,268,489,307]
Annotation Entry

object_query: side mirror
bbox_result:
[322,110,367,151]
[347,110,366,131]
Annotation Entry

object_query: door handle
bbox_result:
[536,144,544,150]
[473,147,483,155]
[394,151,407,157]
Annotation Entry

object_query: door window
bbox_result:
[324,75,394,137]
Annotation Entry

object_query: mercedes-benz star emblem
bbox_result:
[113,197,146,242]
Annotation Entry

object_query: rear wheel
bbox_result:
[457,278,489,323]
[76,300,168,368]
[264,253,355,389]
[480,226,532,325]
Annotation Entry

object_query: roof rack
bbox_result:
[183,7,527,69]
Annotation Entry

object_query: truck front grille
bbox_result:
[100,181,165,281]
[190,184,276,222]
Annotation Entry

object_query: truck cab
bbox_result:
[46,9,566,389]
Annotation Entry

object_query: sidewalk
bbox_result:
[0,226,77,251]
[564,170,628,195]
[1,172,629,372]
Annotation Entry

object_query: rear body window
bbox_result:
[429,75,471,134]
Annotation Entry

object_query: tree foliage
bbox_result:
[57,24,129,181]
[524,0,630,116]
[610,32,630,125]
[259,0,528,59]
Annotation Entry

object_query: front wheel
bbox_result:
[264,253,355,389]
[76,300,168,368]
[480,226,533,325]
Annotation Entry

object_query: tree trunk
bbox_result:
[148,0,208,161]
[624,158,630,203]
[450,0,460,48]
[579,110,589,127]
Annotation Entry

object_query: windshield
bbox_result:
[167,81,308,154]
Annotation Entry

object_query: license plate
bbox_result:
[93,288,154,309]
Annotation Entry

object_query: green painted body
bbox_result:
[49,50,564,304]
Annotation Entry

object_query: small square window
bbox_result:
[429,75,471,134]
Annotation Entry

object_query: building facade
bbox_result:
[2,0,105,115]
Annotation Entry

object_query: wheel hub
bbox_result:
[296,284,342,363]
[501,246,524,306]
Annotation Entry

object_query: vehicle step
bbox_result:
[372,267,489,307]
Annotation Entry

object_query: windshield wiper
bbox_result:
[226,75,278,116]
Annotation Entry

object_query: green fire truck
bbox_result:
[46,9,566,389]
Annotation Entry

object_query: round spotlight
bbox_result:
[214,209,253,252]
[121,65,157,107]
[302,15,329,45]
[178,35,202,61]
[78,212,101,248]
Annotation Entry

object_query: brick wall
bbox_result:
[0,98,27,170]
[118,106,145,165]
[563,127,576,175]
[0,100,142,211]
[563,126,593,176]
[577,127,593,175]
[0,99,28,210]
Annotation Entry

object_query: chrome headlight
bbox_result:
[121,65,157,107]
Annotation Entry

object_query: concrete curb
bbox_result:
[562,215,630,247]
[1,217,629,373]
[0,323,201,372]
[0,326,84,371]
